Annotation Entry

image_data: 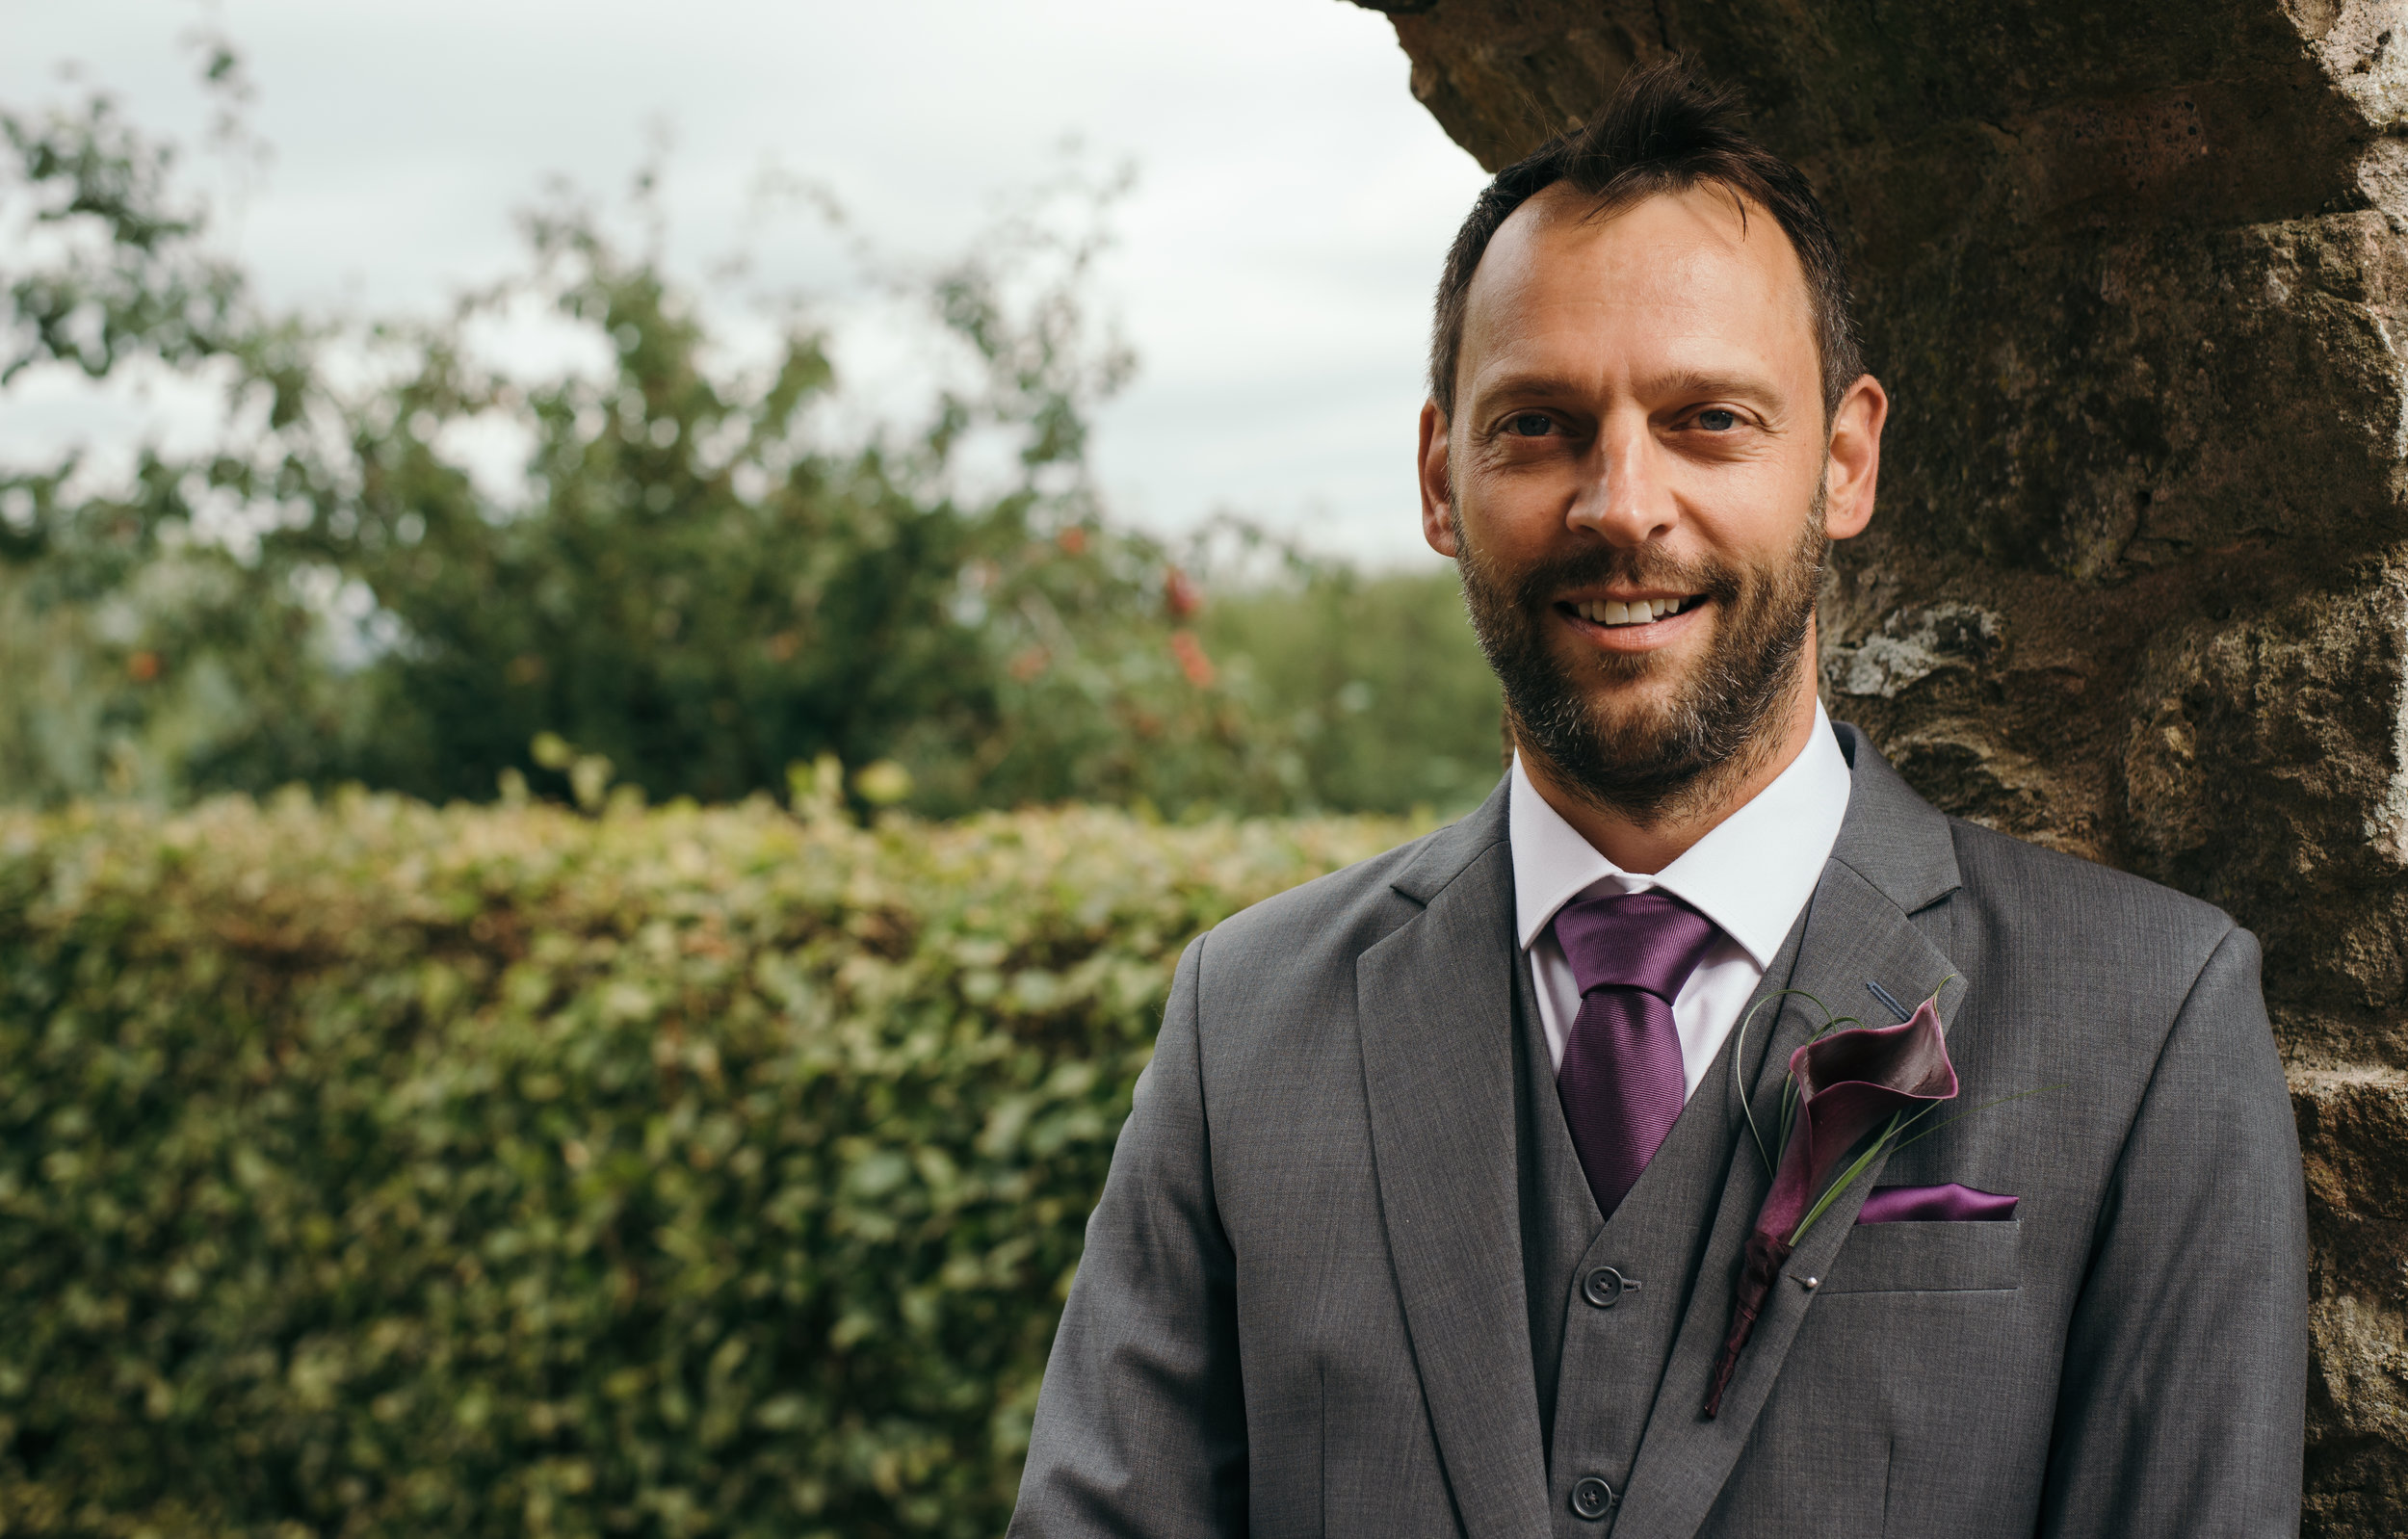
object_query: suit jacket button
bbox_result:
[1583,1265,1632,1308]
[1571,1475,1616,1520]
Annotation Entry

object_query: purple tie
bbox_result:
[1550,890,1722,1218]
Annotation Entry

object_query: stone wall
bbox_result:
[1348,1,2408,1529]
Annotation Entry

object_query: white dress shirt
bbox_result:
[1511,702,1854,1098]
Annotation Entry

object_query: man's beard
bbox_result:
[1454,490,1829,826]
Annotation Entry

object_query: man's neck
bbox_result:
[1519,675,1824,876]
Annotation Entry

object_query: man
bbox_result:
[1008,59,2306,1538]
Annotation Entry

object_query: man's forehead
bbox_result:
[1459,182,1817,388]
[1468,183,1808,321]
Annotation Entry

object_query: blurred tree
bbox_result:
[289,198,1168,808]
[0,65,1501,818]
[0,89,369,798]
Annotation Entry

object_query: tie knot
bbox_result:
[1550,889,1722,1002]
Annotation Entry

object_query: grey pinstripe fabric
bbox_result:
[1008,724,2307,1539]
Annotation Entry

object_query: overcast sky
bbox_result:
[0,0,1491,567]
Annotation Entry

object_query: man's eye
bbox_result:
[1505,412,1556,437]
[1694,408,1739,431]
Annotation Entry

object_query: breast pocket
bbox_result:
[1819,1219,2020,1294]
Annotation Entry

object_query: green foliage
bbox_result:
[0,49,1505,1539]
[0,92,250,383]
[0,516,373,801]
[0,789,1415,1535]
[0,78,1177,810]
[298,207,1150,809]
[1200,561,1504,814]
[0,76,1502,821]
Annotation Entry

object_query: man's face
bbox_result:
[1419,182,1882,819]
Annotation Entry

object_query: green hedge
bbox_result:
[0,790,1413,1537]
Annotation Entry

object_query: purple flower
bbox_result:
[1704,998,1958,1418]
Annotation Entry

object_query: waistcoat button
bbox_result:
[1571,1475,1616,1520]
[1582,1265,1638,1308]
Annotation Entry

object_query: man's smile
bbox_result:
[1556,591,1709,646]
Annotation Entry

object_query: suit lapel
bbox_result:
[1608,724,1969,1539]
[1356,781,1554,1539]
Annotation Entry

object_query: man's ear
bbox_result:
[1419,401,1458,558]
[1821,374,1887,541]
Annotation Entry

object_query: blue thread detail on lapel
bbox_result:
[1866,979,1913,1023]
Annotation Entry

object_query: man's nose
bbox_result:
[1563,420,1673,547]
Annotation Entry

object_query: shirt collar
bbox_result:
[1508,701,1854,969]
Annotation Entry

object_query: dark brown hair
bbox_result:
[1428,58,1864,423]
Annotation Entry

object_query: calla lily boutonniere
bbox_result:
[1704,988,2055,1418]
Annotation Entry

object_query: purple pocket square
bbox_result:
[1855,1183,2019,1224]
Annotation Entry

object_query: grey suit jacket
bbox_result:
[1008,723,2308,1538]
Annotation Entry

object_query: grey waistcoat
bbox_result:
[1514,923,1804,1532]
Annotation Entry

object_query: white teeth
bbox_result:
[1575,596,1694,626]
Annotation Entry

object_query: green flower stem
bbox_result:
[1786,1109,1908,1246]
[1731,987,1838,1177]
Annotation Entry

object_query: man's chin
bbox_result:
[1506,651,1746,815]
[1515,676,1687,758]
[1518,724,1721,822]
[1546,633,1700,701]
[1562,706,1703,775]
